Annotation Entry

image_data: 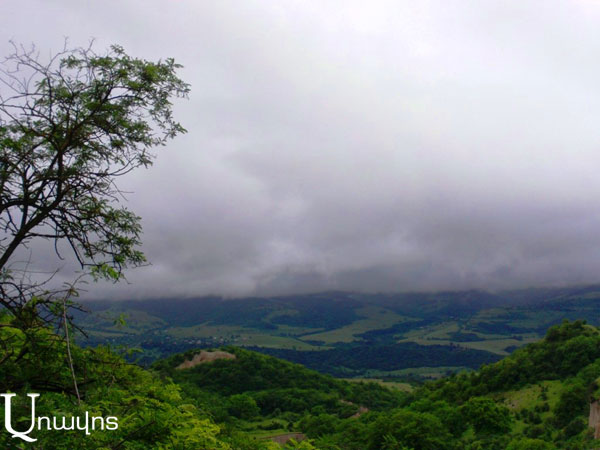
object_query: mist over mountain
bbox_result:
[4,1,600,299]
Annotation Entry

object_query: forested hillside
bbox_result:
[147,320,600,449]
[2,314,600,448]
[78,286,600,380]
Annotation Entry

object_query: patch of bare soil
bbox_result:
[269,432,306,445]
[175,350,236,369]
[340,399,370,418]
[589,400,600,439]
[350,406,369,418]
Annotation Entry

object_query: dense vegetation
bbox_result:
[154,347,405,412]
[0,312,234,449]
[256,320,600,449]
[2,312,600,448]
[250,342,500,377]
[426,319,600,401]
[150,320,600,448]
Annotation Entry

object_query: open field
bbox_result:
[77,286,600,378]
[299,306,409,343]
[167,324,327,350]
[360,366,473,380]
[343,378,414,392]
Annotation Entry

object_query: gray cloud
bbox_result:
[3,0,600,298]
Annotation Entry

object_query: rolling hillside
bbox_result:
[76,285,600,380]
[150,320,600,449]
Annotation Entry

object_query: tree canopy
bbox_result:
[0,41,189,321]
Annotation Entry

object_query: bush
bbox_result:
[460,397,512,435]
[227,394,260,420]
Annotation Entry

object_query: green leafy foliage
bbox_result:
[506,438,557,450]
[141,320,600,448]
[4,302,600,449]
[460,397,512,435]
[155,346,405,416]
[0,323,232,448]
[0,41,188,324]
[426,320,600,401]
[367,409,454,450]
[554,382,587,428]
[227,394,260,420]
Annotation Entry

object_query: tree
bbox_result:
[227,394,260,420]
[0,41,189,326]
[367,409,455,450]
[0,41,188,398]
[554,382,587,428]
[460,397,512,435]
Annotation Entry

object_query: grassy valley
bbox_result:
[4,292,600,448]
[145,319,600,448]
[77,286,600,381]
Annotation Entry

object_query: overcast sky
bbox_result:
[3,0,600,298]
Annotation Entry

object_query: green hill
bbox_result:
[3,312,600,448]
[148,320,600,449]
[153,346,405,445]
[77,286,600,380]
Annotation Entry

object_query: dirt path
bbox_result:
[268,432,306,445]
